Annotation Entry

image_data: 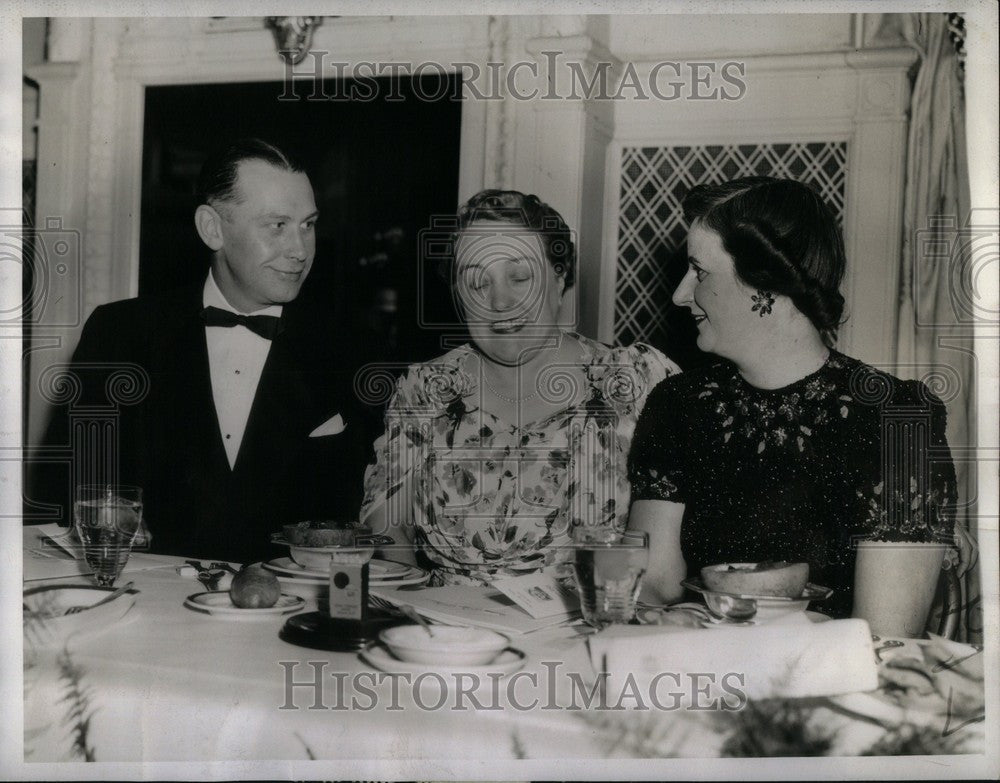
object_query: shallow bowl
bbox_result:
[23,584,138,646]
[701,562,809,598]
[683,578,832,624]
[379,624,510,665]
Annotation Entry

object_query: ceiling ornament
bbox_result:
[264,17,324,65]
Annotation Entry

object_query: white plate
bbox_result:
[359,643,526,677]
[700,609,832,629]
[683,577,833,602]
[261,558,328,581]
[681,578,833,623]
[183,591,304,619]
[262,557,429,586]
[636,604,832,629]
[274,576,325,602]
[24,584,138,646]
[264,556,409,579]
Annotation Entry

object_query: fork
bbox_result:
[64,581,135,615]
[369,595,435,637]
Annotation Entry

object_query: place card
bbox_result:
[33,523,81,559]
[370,585,575,634]
[491,573,580,619]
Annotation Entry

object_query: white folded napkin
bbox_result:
[309,413,345,437]
[588,618,879,706]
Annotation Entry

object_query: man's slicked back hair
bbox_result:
[196,138,307,208]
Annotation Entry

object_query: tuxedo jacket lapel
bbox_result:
[230,298,362,533]
[155,285,232,480]
[233,307,317,479]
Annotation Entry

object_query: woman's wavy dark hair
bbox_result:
[682,176,847,347]
[446,190,576,289]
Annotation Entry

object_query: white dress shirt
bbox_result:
[203,273,283,469]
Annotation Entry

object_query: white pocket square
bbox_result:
[309,413,346,437]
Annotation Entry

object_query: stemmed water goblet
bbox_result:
[73,484,143,587]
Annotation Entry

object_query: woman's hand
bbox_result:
[950,523,978,579]
[628,499,686,604]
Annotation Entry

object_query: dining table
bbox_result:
[19,525,988,775]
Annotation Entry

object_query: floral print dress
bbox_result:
[360,333,678,584]
[627,350,958,618]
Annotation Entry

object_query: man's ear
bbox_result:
[194,204,225,251]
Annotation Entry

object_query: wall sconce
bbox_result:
[265,16,324,65]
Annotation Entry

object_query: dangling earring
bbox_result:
[751,290,775,316]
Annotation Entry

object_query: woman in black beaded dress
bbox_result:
[627,177,976,621]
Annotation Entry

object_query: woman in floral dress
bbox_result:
[360,190,679,584]
[628,176,976,621]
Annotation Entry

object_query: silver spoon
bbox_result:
[397,603,435,638]
[370,595,434,637]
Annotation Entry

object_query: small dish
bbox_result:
[379,624,511,665]
[360,642,525,676]
[23,584,138,646]
[183,591,304,619]
[682,578,833,623]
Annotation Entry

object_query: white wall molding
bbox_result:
[83,19,128,309]
[519,29,621,334]
[23,57,91,445]
[483,14,515,190]
[114,16,487,81]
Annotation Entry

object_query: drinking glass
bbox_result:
[572,529,649,629]
[73,484,143,587]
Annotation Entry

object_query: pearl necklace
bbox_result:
[481,333,564,404]
[482,375,538,404]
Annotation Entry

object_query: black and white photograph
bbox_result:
[1,1,997,779]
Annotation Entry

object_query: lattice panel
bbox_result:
[614,142,848,349]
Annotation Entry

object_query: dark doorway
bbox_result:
[140,74,465,364]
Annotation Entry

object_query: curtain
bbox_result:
[892,13,980,644]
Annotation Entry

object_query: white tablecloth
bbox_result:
[21,540,986,766]
[24,562,619,762]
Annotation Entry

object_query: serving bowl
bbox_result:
[701,562,809,598]
[282,521,373,547]
[271,530,394,571]
[379,625,510,665]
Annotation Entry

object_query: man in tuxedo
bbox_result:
[36,138,367,564]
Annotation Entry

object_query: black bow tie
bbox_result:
[200,306,284,340]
